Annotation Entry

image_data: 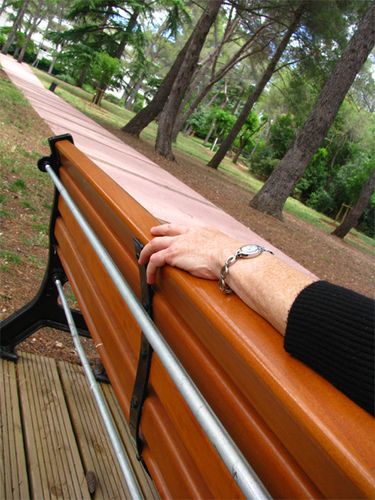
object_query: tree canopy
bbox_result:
[0,0,374,236]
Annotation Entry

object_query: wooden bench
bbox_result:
[1,135,374,498]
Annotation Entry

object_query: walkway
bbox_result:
[0,54,310,273]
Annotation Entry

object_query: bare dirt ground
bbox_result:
[1,89,373,365]
[116,129,374,298]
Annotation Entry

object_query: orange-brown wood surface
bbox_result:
[52,140,375,499]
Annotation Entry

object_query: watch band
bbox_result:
[219,244,274,294]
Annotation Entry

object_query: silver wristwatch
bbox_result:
[219,244,274,294]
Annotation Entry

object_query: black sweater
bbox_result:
[284,281,374,416]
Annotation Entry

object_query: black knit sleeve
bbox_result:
[284,281,374,415]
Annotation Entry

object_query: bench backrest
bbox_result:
[22,138,375,497]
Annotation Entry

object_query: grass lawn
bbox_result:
[0,70,52,278]
[32,68,374,255]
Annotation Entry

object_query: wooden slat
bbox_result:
[59,360,156,499]
[101,383,158,499]
[0,358,29,500]
[18,352,90,500]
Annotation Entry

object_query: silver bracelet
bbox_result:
[219,244,274,294]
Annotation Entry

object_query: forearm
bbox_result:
[139,224,317,335]
[212,249,317,335]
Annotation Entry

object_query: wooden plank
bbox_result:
[58,360,139,499]
[101,383,158,499]
[0,358,29,500]
[18,352,90,500]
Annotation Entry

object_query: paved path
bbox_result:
[1,54,311,273]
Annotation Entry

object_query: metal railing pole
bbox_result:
[55,279,143,500]
[46,164,270,499]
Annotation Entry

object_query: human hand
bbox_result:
[138,223,241,284]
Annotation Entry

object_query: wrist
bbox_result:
[213,242,242,279]
[219,244,274,294]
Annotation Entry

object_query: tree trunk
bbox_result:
[332,170,375,238]
[170,11,243,142]
[1,0,30,54]
[114,7,139,58]
[124,79,142,110]
[207,3,304,169]
[232,138,246,164]
[93,88,104,106]
[232,119,267,163]
[77,65,88,87]
[48,54,58,74]
[170,25,268,142]
[17,16,40,63]
[121,36,190,136]
[155,1,222,159]
[204,118,217,145]
[250,2,375,219]
[172,81,212,142]
[17,10,43,63]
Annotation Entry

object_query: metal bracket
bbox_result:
[38,133,74,173]
[0,134,89,361]
[129,238,154,459]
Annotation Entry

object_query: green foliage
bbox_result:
[235,112,259,150]
[248,141,279,179]
[105,93,122,106]
[36,57,53,73]
[56,42,94,84]
[91,52,122,89]
[133,93,145,113]
[306,187,335,213]
[269,114,295,159]
[56,73,77,86]
[295,148,329,202]
[82,83,95,93]
[186,108,211,138]
[187,106,237,142]
[332,157,374,205]
[212,108,236,137]
[161,0,192,38]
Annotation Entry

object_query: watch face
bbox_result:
[238,244,261,257]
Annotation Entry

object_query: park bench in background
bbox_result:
[1,135,374,499]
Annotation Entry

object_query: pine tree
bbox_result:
[250,2,375,218]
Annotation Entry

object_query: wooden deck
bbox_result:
[0,352,157,500]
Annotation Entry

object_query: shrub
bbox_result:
[269,114,295,158]
[82,83,95,94]
[306,188,335,214]
[295,148,329,202]
[357,205,375,238]
[105,93,122,105]
[249,153,279,180]
[133,93,145,112]
[186,108,211,139]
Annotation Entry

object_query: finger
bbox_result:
[146,248,170,284]
[138,236,174,265]
[150,223,188,237]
